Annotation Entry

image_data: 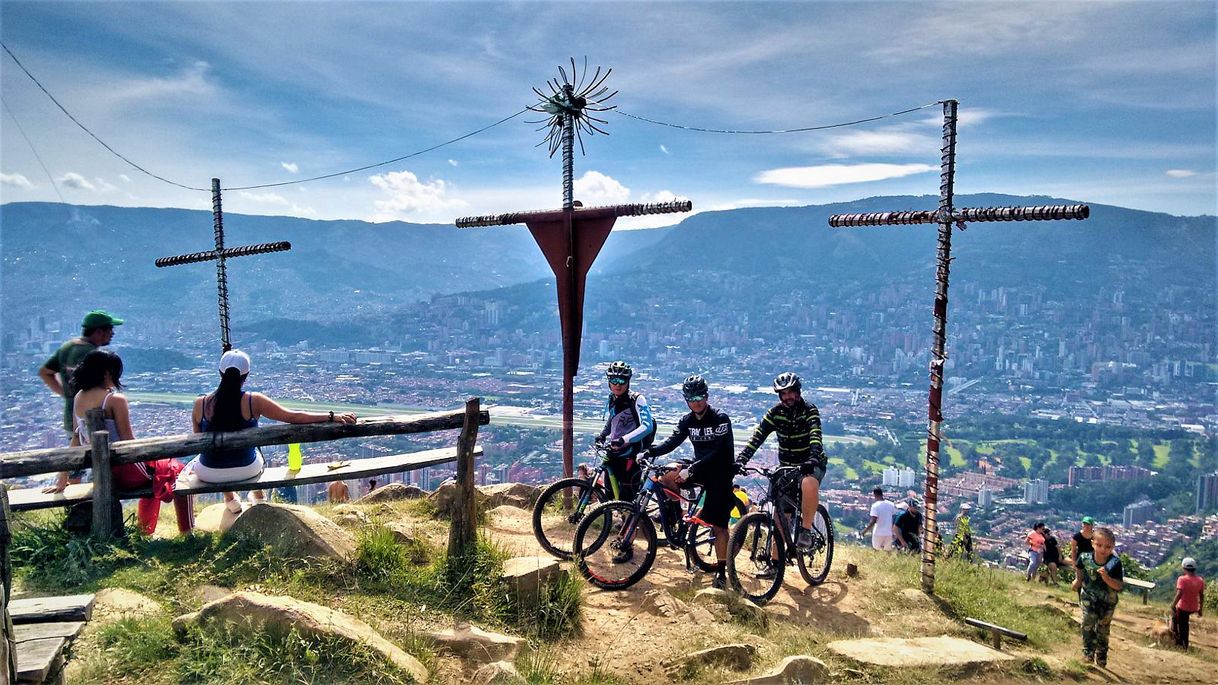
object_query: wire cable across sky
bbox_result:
[4,40,948,196]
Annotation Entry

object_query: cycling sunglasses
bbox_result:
[685,394,707,402]
[608,377,628,386]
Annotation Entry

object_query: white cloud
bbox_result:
[639,190,688,204]
[659,144,669,155]
[0,172,33,189]
[822,130,936,157]
[94,177,116,192]
[447,159,459,167]
[58,173,97,191]
[281,162,299,174]
[1166,169,1197,178]
[239,191,290,206]
[111,60,217,102]
[368,169,465,221]
[754,163,937,188]
[118,174,132,184]
[574,170,630,206]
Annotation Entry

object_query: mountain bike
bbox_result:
[573,456,729,590]
[532,444,658,560]
[727,464,835,604]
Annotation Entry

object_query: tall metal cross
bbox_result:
[457,61,691,479]
[155,178,292,351]
[828,100,1089,593]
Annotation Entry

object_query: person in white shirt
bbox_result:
[861,487,896,551]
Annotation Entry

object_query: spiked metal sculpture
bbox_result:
[457,60,692,480]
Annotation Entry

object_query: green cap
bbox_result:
[81,310,124,328]
[1081,516,1095,525]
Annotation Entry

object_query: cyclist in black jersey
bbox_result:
[641,374,736,589]
[737,372,826,552]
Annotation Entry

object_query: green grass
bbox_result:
[829,457,859,481]
[933,558,1075,648]
[1152,443,1171,469]
[945,444,966,468]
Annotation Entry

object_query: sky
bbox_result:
[1,1,1214,229]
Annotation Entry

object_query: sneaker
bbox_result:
[796,527,815,551]
[225,499,244,514]
[611,545,634,564]
[754,561,777,580]
[712,571,727,590]
[1095,656,1106,668]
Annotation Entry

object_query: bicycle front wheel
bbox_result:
[727,511,785,604]
[574,501,658,590]
[687,521,720,573]
[532,477,605,560]
[796,504,835,586]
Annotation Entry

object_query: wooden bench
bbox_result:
[964,617,1028,651]
[9,594,93,684]
[1123,577,1155,604]
[5,445,480,512]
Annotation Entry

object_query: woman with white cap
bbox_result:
[187,349,355,512]
[1171,556,1205,649]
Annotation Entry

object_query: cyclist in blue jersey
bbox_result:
[595,361,656,501]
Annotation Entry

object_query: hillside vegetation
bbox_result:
[8,495,1214,684]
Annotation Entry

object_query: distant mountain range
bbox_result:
[1,196,1213,349]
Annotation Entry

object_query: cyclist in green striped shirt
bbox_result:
[736,372,827,551]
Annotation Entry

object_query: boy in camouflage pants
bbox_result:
[1071,527,1124,667]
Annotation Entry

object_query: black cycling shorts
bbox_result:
[688,472,734,529]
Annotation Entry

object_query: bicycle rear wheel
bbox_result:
[574,501,658,590]
[727,511,785,604]
[532,478,605,560]
[796,504,835,586]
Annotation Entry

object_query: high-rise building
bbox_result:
[1196,472,1218,513]
[1023,479,1049,505]
[1123,499,1155,528]
[977,487,993,508]
[882,467,916,488]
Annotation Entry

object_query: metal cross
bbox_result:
[456,61,692,479]
[828,100,1089,594]
[155,178,291,351]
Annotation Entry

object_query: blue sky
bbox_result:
[1,1,1214,227]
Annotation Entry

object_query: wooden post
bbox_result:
[88,408,115,541]
[447,397,481,559]
[0,487,16,684]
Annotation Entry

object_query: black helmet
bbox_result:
[605,361,633,381]
[682,374,709,401]
[773,372,801,394]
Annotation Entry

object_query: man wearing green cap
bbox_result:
[37,310,123,492]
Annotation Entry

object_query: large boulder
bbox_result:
[478,483,541,509]
[222,502,355,560]
[429,479,488,517]
[172,591,427,683]
[424,623,523,664]
[355,483,427,504]
[500,556,567,609]
[726,655,828,685]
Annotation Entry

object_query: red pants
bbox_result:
[112,460,194,535]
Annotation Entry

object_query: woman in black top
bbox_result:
[1071,516,1096,563]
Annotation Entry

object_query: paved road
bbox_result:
[127,391,876,448]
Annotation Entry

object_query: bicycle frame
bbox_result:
[747,466,808,556]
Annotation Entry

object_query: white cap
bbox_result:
[219,349,251,375]
[960,502,973,510]
[1182,557,1197,570]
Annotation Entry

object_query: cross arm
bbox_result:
[828,204,1088,228]
[455,200,692,228]
[155,241,292,267]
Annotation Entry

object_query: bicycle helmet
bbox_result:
[605,360,633,381]
[772,371,801,394]
[682,374,709,401]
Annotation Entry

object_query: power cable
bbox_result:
[614,100,943,134]
[1,97,66,203]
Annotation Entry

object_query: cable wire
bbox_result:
[614,100,944,134]
[1,97,66,203]
[1,41,211,191]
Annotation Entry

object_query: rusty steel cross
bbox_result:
[155,178,291,352]
[457,61,691,479]
[828,99,1089,593]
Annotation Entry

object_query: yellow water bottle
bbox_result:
[288,443,303,471]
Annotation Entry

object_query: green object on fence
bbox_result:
[288,443,303,472]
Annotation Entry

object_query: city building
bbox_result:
[882,467,916,488]
[1023,478,1049,505]
[1123,498,1155,528]
[1068,464,1154,487]
[1197,472,1218,513]
[977,487,993,508]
